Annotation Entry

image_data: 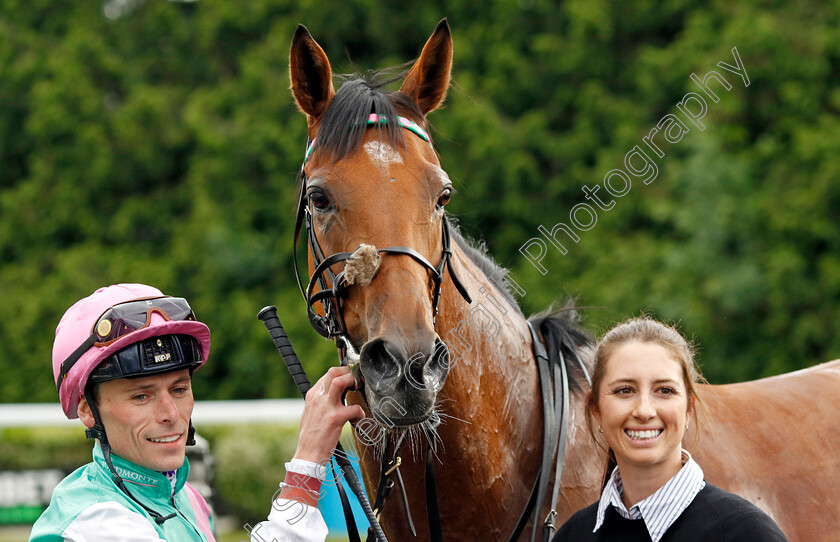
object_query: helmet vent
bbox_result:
[144,336,176,365]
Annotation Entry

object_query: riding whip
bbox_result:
[257,305,388,542]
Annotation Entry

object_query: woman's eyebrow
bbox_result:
[605,378,637,387]
[604,377,681,386]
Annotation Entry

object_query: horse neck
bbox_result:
[433,242,603,526]
[405,242,547,533]
[436,241,539,419]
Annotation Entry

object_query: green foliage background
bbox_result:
[2,0,839,405]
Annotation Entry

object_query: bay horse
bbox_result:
[288,19,840,541]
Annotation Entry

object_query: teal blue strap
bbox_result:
[368,114,433,146]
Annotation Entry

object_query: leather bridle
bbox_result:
[292,116,475,542]
[292,116,574,542]
[293,115,472,353]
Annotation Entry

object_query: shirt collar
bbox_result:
[594,449,706,542]
[92,442,190,499]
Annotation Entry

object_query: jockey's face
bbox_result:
[79,369,194,472]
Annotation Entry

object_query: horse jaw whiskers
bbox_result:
[356,399,468,463]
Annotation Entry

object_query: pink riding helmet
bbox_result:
[53,283,211,419]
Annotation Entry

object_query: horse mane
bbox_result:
[529,305,595,392]
[447,217,594,391]
[447,217,522,310]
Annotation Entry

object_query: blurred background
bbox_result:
[1,0,839,539]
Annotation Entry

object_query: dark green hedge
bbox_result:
[1,0,839,403]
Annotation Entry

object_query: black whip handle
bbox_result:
[256,305,388,542]
[257,305,311,397]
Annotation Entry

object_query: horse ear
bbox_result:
[290,25,335,126]
[400,18,453,115]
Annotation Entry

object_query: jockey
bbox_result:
[30,283,363,541]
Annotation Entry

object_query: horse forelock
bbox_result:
[309,69,428,166]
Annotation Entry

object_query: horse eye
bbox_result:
[436,188,452,208]
[309,190,330,211]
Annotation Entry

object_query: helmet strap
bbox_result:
[82,390,177,525]
[186,368,197,446]
[187,420,196,446]
[83,390,108,443]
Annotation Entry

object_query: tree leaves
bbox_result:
[1,1,838,402]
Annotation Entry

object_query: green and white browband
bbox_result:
[303,114,433,165]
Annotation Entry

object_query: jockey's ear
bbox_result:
[290,25,335,132]
[400,18,453,115]
[78,396,96,429]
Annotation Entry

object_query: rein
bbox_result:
[294,115,571,542]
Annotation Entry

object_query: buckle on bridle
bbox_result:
[384,456,402,476]
[544,509,557,530]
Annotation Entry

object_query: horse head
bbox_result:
[290,20,468,433]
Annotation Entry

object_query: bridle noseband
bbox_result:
[293,115,472,353]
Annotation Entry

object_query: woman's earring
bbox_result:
[598,426,604,433]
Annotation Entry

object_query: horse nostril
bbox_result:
[360,339,403,393]
[361,338,450,394]
[429,339,450,371]
[422,340,450,392]
[404,351,427,391]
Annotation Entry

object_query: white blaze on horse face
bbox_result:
[364,141,403,171]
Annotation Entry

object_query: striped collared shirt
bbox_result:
[594,449,706,542]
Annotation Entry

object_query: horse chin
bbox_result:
[366,388,439,430]
[381,415,431,428]
[357,393,444,460]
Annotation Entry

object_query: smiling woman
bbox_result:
[588,317,707,487]
[592,341,693,503]
[553,317,788,542]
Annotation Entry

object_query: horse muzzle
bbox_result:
[356,337,450,428]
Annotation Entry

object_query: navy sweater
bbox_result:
[553,484,788,542]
